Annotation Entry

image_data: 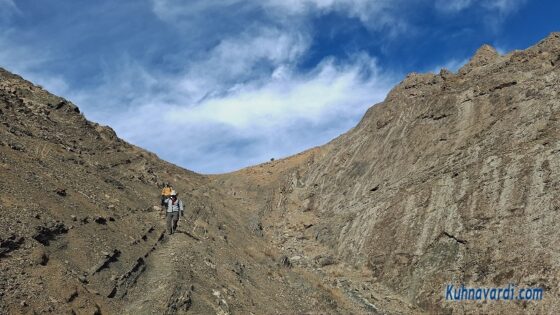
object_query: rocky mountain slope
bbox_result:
[218,32,560,314]
[0,67,411,314]
[0,66,415,314]
[1,33,559,314]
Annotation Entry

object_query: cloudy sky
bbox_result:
[0,0,558,173]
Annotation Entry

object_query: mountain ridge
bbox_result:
[216,31,560,314]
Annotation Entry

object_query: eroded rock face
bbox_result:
[225,32,560,314]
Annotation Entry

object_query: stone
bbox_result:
[64,287,78,303]
[30,247,49,266]
[279,256,291,268]
[316,256,335,267]
[10,143,24,151]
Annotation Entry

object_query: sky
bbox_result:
[0,0,558,173]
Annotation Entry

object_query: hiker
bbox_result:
[165,190,184,235]
[161,182,173,208]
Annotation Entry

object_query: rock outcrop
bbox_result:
[219,32,560,314]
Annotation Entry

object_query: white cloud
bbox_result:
[152,0,525,42]
[433,0,528,34]
[268,0,410,36]
[151,0,240,21]
[75,7,396,172]
[68,50,394,173]
[1,0,529,173]
[264,0,375,17]
[177,27,310,103]
[434,0,528,15]
[150,0,263,40]
[167,54,387,130]
[91,55,395,172]
[483,0,528,14]
[435,0,474,13]
[151,0,409,37]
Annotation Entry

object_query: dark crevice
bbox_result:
[490,81,517,91]
[32,222,68,246]
[108,257,146,299]
[94,216,108,225]
[442,231,467,245]
[432,114,448,121]
[89,249,121,275]
[0,235,24,258]
[421,113,449,121]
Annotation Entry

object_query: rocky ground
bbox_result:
[1,33,559,314]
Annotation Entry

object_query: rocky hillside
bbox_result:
[219,32,560,314]
[1,33,559,314]
[0,68,414,314]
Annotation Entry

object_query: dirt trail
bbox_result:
[124,231,193,315]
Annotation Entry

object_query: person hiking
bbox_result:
[165,190,184,235]
[161,182,173,208]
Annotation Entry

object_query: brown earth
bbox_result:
[1,33,559,314]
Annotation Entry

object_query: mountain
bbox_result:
[1,32,559,314]
[216,32,560,314]
[0,62,414,314]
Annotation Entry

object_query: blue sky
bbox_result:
[0,0,558,173]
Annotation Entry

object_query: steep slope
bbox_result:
[217,33,560,314]
[0,67,230,314]
[0,68,409,314]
